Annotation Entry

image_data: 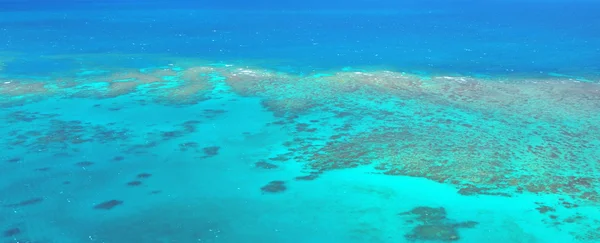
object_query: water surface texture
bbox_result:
[1,0,600,242]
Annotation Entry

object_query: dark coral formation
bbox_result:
[161,131,184,140]
[260,181,287,194]
[215,67,600,211]
[179,142,199,152]
[137,173,152,179]
[3,227,21,237]
[181,120,201,133]
[202,109,227,118]
[564,214,585,224]
[560,200,579,209]
[4,197,44,208]
[268,153,291,162]
[126,141,159,154]
[456,185,512,197]
[295,172,321,181]
[6,157,21,163]
[400,207,448,223]
[399,206,478,242]
[536,205,556,214]
[93,200,123,210]
[452,221,478,228]
[202,146,220,158]
[575,228,600,241]
[75,161,94,167]
[134,122,203,153]
[295,123,311,132]
[255,161,278,169]
[34,167,50,172]
[5,111,59,123]
[127,181,142,186]
[4,118,131,152]
[405,225,460,241]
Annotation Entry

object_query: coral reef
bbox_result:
[260,181,287,193]
[5,158,21,163]
[294,172,321,181]
[3,118,131,153]
[137,173,152,179]
[201,146,220,158]
[34,167,50,172]
[201,109,227,119]
[4,197,44,208]
[255,161,278,169]
[93,200,123,210]
[399,206,478,242]
[179,142,199,152]
[400,207,448,223]
[127,181,142,186]
[2,63,600,240]
[75,161,94,167]
[405,225,460,241]
[3,67,600,203]
[3,228,21,237]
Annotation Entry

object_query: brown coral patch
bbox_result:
[261,98,315,116]
[295,172,321,181]
[536,205,556,214]
[400,206,478,242]
[127,181,143,187]
[260,181,287,194]
[179,142,199,151]
[405,225,461,242]
[161,81,212,105]
[6,157,21,163]
[255,161,278,169]
[105,81,138,97]
[137,173,152,179]
[94,200,123,210]
[75,161,94,167]
[3,228,21,237]
[400,207,447,223]
[4,197,44,207]
[202,146,220,158]
[0,81,51,97]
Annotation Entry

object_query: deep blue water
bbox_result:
[1,0,600,77]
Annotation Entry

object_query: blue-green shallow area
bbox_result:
[0,87,588,242]
[1,0,600,242]
[1,61,599,242]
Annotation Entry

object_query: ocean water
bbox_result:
[1,0,600,242]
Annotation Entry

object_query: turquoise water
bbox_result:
[1,1,600,242]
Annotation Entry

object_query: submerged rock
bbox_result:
[3,227,21,237]
[255,161,278,169]
[94,200,123,210]
[261,181,287,193]
[405,224,460,241]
